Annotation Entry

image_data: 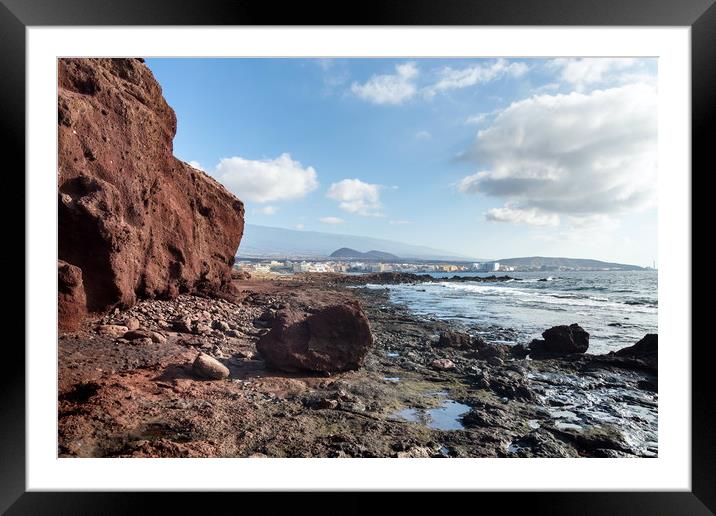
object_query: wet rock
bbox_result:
[637,379,658,392]
[461,402,510,428]
[488,372,534,401]
[551,425,632,456]
[434,330,471,349]
[58,58,244,316]
[510,429,578,458]
[472,370,492,389]
[96,324,129,337]
[430,358,456,371]
[614,333,657,372]
[191,353,230,380]
[478,343,511,361]
[530,324,589,355]
[510,343,530,358]
[257,301,373,373]
[58,260,87,332]
[486,356,504,367]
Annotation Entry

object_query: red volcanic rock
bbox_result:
[257,302,374,373]
[58,260,87,332]
[57,58,244,322]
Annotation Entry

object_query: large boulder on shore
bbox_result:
[58,260,87,332]
[530,323,589,355]
[257,302,373,373]
[57,58,244,325]
[434,330,472,349]
[614,333,657,371]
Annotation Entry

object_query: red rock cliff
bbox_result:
[58,58,244,326]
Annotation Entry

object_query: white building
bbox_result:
[292,261,310,273]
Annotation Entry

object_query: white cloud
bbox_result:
[485,205,559,226]
[547,58,654,91]
[326,178,384,216]
[465,113,490,125]
[319,216,345,225]
[415,130,431,140]
[255,205,278,215]
[459,83,657,227]
[389,219,410,225]
[214,153,318,203]
[424,59,528,98]
[351,62,418,105]
[294,223,305,230]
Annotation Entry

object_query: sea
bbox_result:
[365,270,657,354]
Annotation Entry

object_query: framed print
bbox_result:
[4,0,714,512]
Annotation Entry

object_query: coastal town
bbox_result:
[235,259,511,275]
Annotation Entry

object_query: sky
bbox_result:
[146,57,658,266]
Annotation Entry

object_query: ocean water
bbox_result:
[366,270,657,354]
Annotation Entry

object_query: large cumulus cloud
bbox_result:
[458,82,657,225]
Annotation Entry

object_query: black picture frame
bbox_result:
[4,0,713,513]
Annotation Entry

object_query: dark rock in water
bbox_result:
[58,58,245,325]
[510,343,530,358]
[613,333,657,372]
[530,324,589,355]
[434,330,472,349]
[615,333,657,357]
[58,260,87,332]
[257,301,373,373]
[637,379,658,392]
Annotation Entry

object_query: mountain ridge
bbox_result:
[330,248,400,261]
[491,256,646,270]
[237,224,480,261]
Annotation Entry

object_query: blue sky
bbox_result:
[146,57,657,266]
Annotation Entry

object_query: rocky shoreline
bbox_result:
[58,274,657,458]
[55,60,657,459]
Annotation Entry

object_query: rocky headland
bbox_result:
[58,58,244,330]
[57,59,657,458]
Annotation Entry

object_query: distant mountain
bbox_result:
[237,224,479,261]
[330,248,400,261]
[492,256,646,270]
